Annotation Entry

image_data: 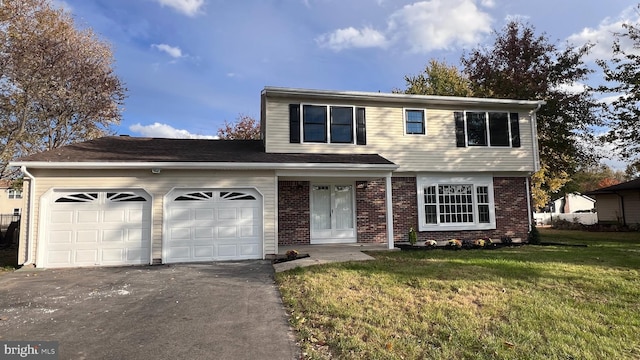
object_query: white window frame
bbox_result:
[463,111,513,147]
[7,189,22,199]
[404,108,426,135]
[300,104,357,144]
[417,174,496,231]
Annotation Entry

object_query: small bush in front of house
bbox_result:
[447,239,462,250]
[408,227,418,245]
[528,223,541,244]
[424,239,437,247]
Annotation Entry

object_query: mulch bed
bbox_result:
[272,253,310,264]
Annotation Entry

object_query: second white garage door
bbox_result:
[164,189,263,263]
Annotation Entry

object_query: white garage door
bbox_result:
[164,189,262,263]
[44,190,151,268]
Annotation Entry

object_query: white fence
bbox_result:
[534,213,598,226]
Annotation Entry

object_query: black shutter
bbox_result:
[454,111,466,147]
[356,107,366,145]
[510,112,520,148]
[289,104,300,143]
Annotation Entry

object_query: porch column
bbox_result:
[385,173,394,249]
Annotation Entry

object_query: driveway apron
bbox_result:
[0,261,299,360]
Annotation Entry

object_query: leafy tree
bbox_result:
[598,5,640,169]
[0,0,126,179]
[217,114,260,140]
[563,164,626,193]
[461,20,601,209]
[625,162,640,180]
[398,59,472,96]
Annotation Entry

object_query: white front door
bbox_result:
[310,184,356,244]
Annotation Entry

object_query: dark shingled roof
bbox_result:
[15,136,395,165]
[584,178,640,195]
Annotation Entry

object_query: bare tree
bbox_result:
[0,0,126,178]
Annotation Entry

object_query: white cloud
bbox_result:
[129,123,218,139]
[155,0,204,17]
[388,0,492,53]
[567,6,640,61]
[480,0,495,8]
[316,27,388,51]
[316,0,492,53]
[555,82,588,94]
[151,44,183,58]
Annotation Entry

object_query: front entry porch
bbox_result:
[273,243,392,272]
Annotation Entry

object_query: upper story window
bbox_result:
[290,104,366,145]
[455,111,520,148]
[405,109,426,135]
[7,189,22,199]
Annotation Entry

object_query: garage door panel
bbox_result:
[44,190,151,268]
[50,211,73,224]
[50,231,73,243]
[104,210,125,222]
[195,208,214,220]
[170,228,191,240]
[240,244,260,256]
[78,210,100,223]
[194,227,214,239]
[47,251,71,265]
[165,188,262,263]
[194,246,214,258]
[77,230,99,243]
[75,249,98,263]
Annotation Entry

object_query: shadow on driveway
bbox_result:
[0,261,300,360]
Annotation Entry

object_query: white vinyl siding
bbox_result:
[264,97,536,173]
[23,169,276,265]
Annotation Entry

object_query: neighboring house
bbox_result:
[0,180,23,217]
[552,193,595,214]
[534,193,597,226]
[585,178,640,226]
[10,87,544,268]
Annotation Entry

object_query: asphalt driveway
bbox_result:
[0,261,300,360]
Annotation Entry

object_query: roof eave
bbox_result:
[262,86,546,109]
[9,161,399,171]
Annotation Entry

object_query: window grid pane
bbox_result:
[330,106,354,143]
[477,186,490,223]
[303,105,327,142]
[424,186,437,224]
[466,112,487,146]
[438,185,474,223]
[488,112,510,146]
[405,110,425,134]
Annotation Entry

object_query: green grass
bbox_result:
[276,229,640,359]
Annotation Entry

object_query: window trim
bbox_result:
[417,174,496,231]
[299,103,357,145]
[404,108,426,135]
[7,189,22,199]
[462,110,514,148]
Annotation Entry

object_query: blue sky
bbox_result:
[58,0,636,154]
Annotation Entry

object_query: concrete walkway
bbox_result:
[273,243,392,272]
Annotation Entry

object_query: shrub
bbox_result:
[528,223,541,244]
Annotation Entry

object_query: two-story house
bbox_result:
[11,87,544,268]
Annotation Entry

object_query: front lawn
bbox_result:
[276,229,640,359]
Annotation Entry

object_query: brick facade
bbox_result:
[278,181,310,245]
[277,177,531,245]
[355,180,387,243]
[391,176,531,242]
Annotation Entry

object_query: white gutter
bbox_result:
[9,161,399,171]
[526,177,533,232]
[20,166,35,266]
[530,102,544,172]
[263,86,546,109]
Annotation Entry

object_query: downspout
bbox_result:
[526,177,532,231]
[20,166,35,266]
[385,173,394,249]
[615,192,627,226]
[530,102,543,172]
